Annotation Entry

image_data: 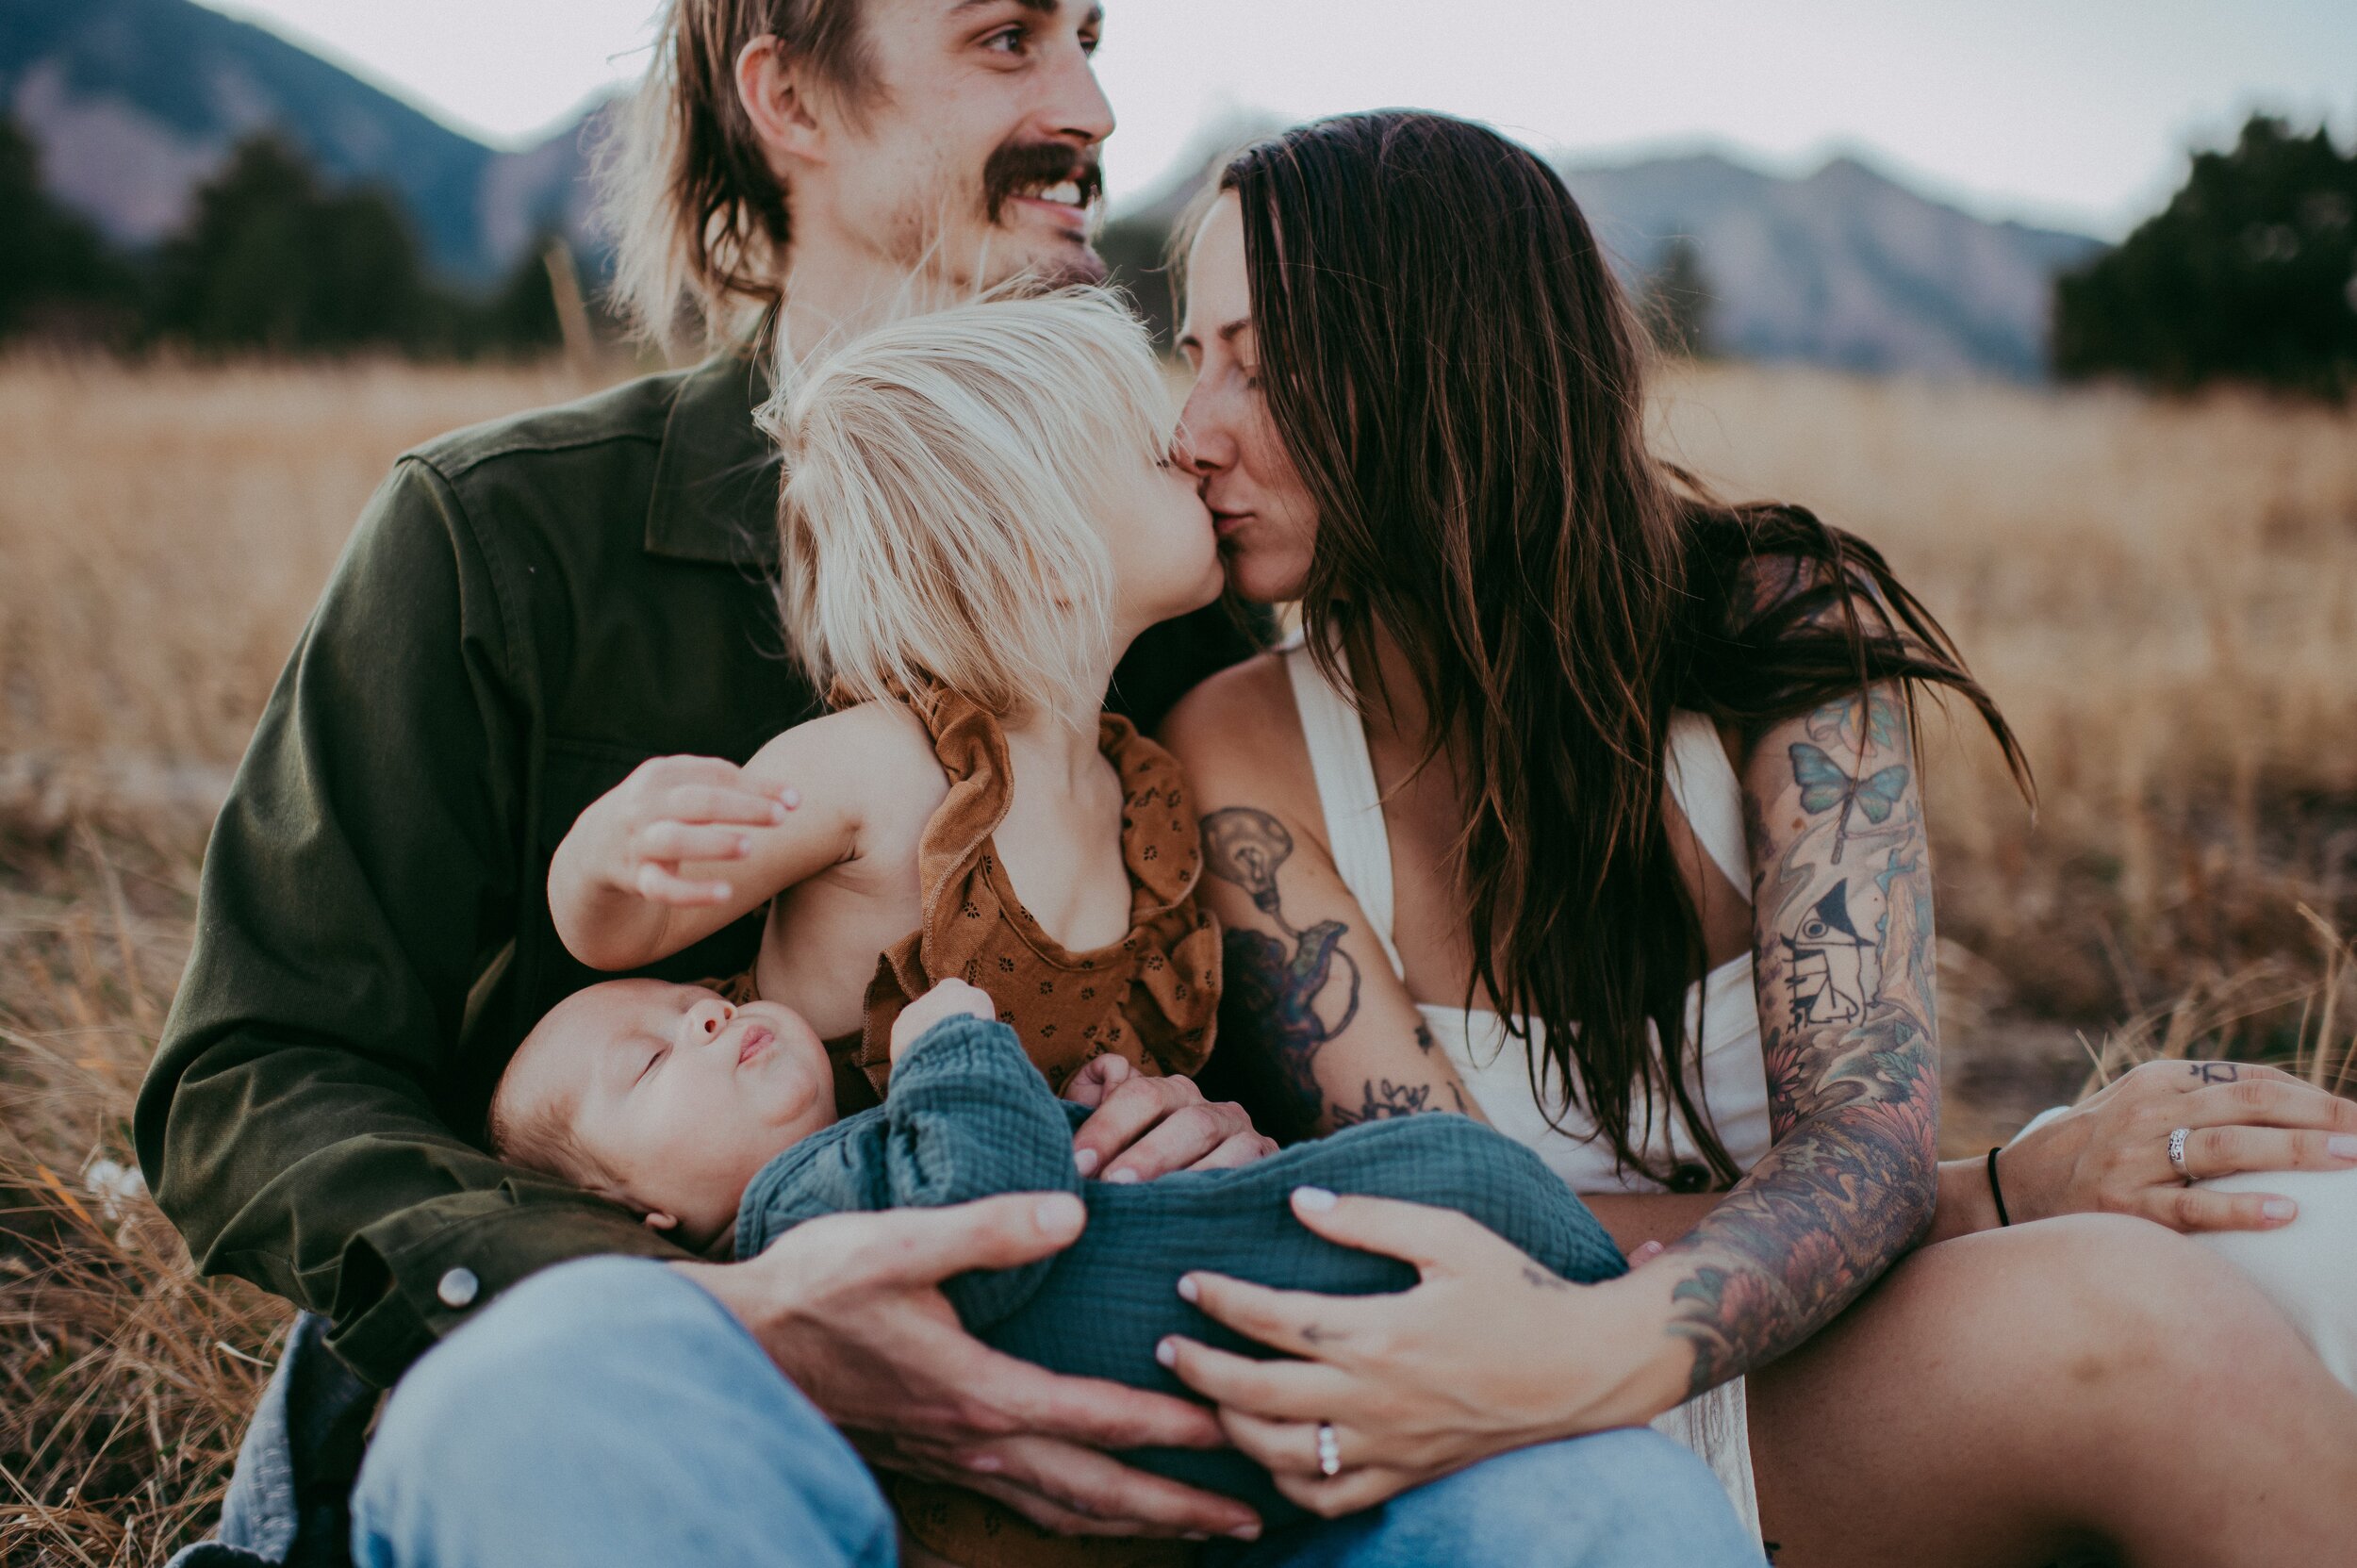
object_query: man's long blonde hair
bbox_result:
[757,289,1172,725]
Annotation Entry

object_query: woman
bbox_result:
[1156,111,2357,1566]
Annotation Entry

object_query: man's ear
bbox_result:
[642,1210,682,1233]
[736,35,828,173]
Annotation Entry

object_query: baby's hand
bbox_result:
[577,755,798,905]
[891,980,997,1062]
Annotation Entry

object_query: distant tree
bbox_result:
[2054,115,2357,399]
[1098,213,1179,350]
[148,135,435,355]
[1639,234,1716,359]
[0,115,135,339]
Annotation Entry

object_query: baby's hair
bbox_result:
[486,1063,620,1197]
[757,288,1173,726]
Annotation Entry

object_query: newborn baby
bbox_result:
[489,977,1628,1525]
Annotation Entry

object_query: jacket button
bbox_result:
[437,1267,481,1309]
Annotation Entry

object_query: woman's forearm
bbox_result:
[1924,1154,2004,1246]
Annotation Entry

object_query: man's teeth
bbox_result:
[1033,180,1084,206]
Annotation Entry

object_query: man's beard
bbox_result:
[980,140,1109,286]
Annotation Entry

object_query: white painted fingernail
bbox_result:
[1294,1185,1337,1213]
[1156,1337,1178,1367]
[2328,1135,2357,1161]
[779,788,800,809]
[1073,1147,1100,1177]
[965,1453,1004,1474]
[1177,1274,1200,1303]
[1105,1168,1140,1185]
[2263,1198,2298,1222]
[1228,1525,1261,1541]
[1034,1195,1083,1235]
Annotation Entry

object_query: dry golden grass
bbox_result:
[2,353,2353,1560]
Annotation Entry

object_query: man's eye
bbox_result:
[983,25,1027,54]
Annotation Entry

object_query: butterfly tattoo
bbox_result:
[1789,742,1908,863]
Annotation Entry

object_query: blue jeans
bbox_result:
[352,1257,1760,1568]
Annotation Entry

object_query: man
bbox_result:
[141,4,1758,1563]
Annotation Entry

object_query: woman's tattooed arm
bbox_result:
[1655,685,1943,1396]
[1199,806,1481,1135]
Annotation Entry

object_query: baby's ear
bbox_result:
[642,1211,681,1233]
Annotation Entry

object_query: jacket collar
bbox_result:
[643,351,780,566]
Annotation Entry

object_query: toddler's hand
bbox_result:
[579,754,798,905]
[891,980,997,1062]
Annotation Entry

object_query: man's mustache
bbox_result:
[982,141,1104,223]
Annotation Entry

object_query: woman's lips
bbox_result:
[1211,509,1253,539]
[735,1024,775,1065]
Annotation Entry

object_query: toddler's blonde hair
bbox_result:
[759,289,1173,724]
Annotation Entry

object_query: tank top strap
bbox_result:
[1281,641,1408,981]
[1665,711,1750,892]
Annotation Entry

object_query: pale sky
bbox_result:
[204,0,2356,239]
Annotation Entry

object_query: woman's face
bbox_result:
[1175,193,1321,604]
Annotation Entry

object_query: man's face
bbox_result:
[814,0,1114,290]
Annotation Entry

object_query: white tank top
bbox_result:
[1282,643,1775,1193]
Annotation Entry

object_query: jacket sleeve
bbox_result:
[133,458,678,1389]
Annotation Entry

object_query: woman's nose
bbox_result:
[1172,413,1228,479]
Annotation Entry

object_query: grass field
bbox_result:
[4,354,2354,1561]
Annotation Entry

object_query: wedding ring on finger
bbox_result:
[2167,1126,2193,1183]
[1315,1422,1342,1478]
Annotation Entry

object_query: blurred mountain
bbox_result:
[1561,150,2105,378]
[5,0,2102,371]
[0,0,608,283]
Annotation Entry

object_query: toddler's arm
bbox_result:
[549,704,929,971]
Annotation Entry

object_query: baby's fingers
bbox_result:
[633,862,734,905]
[635,821,753,863]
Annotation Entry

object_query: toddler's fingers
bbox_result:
[661,783,790,826]
[632,863,733,905]
[634,821,750,863]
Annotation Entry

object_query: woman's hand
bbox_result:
[1155,1190,1681,1517]
[1987,1060,2357,1233]
[1063,1055,1276,1182]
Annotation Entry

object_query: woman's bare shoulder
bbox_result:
[1158,652,1305,789]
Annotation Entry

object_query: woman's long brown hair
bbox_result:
[1202,111,2030,1182]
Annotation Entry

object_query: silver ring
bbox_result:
[1315,1422,1341,1477]
[2167,1126,2193,1183]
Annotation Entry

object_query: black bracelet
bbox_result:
[1986,1146,2013,1228]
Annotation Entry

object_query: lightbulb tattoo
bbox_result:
[1201,806,1365,1122]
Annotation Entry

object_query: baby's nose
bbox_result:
[682,997,735,1043]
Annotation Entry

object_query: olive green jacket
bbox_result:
[133,354,1254,1388]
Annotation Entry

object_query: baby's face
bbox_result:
[503,981,836,1244]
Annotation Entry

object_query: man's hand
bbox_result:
[1064,1057,1276,1183]
[673,1194,1261,1541]
[890,979,997,1064]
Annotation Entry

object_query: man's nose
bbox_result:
[1040,34,1115,146]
